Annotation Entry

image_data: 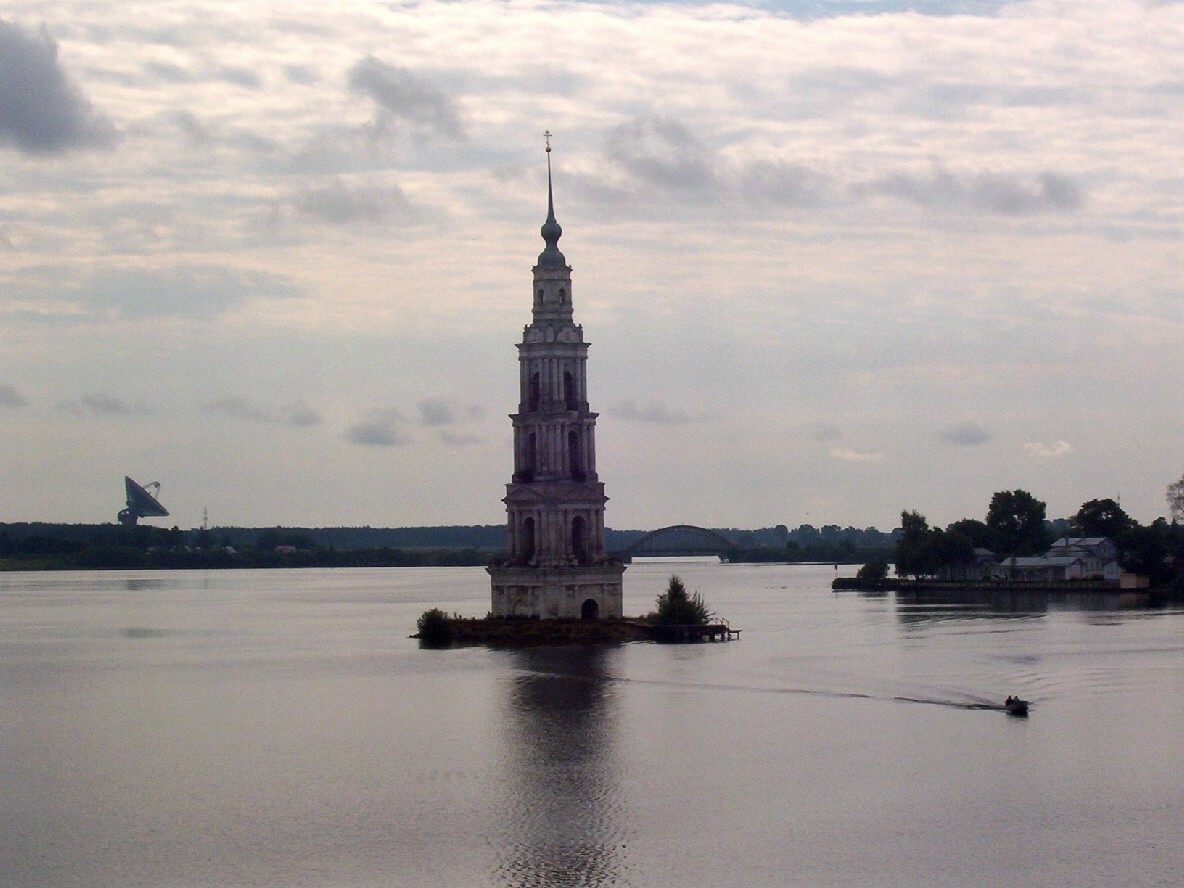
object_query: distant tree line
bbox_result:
[894,490,1184,589]
[1,520,903,570]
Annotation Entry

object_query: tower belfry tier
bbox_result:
[488,137,625,620]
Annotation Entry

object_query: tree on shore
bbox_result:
[895,511,932,578]
[1071,499,1134,541]
[1168,475,1184,524]
[987,489,1048,556]
[895,511,974,578]
[946,518,992,549]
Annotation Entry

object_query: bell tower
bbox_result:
[488,134,625,619]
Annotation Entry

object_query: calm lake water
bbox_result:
[3,561,1183,888]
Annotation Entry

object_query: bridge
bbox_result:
[614,524,739,562]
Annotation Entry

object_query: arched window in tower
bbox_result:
[568,429,583,482]
[521,516,536,563]
[563,370,578,410]
[527,372,540,411]
[558,287,566,299]
[571,515,587,564]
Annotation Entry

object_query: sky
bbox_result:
[1,0,1182,531]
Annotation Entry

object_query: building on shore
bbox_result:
[995,536,1121,583]
[487,139,625,620]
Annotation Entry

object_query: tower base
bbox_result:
[488,561,625,619]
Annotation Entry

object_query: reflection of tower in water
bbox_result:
[493,646,631,887]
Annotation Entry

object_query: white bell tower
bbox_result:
[488,134,625,619]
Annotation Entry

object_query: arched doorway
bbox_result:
[581,598,599,621]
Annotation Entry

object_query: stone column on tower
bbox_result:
[488,136,625,619]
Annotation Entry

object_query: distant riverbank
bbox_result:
[0,548,498,572]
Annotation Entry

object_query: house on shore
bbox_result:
[939,547,998,581]
[995,537,1121,583]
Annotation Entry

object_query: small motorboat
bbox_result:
[1004,696,1029,717]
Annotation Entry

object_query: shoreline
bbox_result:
[413,615,741,648]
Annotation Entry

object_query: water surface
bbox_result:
[3,562,1182,887]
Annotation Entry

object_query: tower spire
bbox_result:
[545,130,555,223]
[538,130,565,266]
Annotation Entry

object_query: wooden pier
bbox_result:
[644,622,741,643]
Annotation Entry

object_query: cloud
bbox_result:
[941,421,992,447]
[810,422,843,442]
[347,55,463,138]
[415,398,484,427]
[861,166,1084,215]
[142,61,261,88]
[65,265,300,321]
[609,399,695,425]
[605,115,716,192]
[437,429,482,446]
[201,397,323,428]
[58,393,134,417]
[346,409,409,447]
[740,161,831,208]
[417,398,456,427]
[1024,440,1073,458]
[291,179,420,227]
[0,383,27,407]
[829,446,884,463]
[0,19,111,154]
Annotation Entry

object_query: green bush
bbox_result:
[655,575,712,626]
[416,608,453,647]
[856,557,889,582]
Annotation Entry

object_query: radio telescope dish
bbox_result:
[118,476,170,526]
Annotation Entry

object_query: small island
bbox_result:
[414,575,740,648]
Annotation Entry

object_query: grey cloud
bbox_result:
[171,110,209,144]
[0,383,27,408]
[437,429,482,446]
[810,422,842,442]
[605,115,716,192]
[144,61,194,83]
[862,166,1083,215]
[416,398,484,427]
[292,180,420,227]
[216,65,262,89]
[201,397,323,428]
[417,398,455,427]
[741,161,831,208]
[0,19,111,154]
[610,399,695,425]
[58,393,134,417]
[286,403,323,428]
[347,56,463,138]
[283,64,320,85]
[941,421,993,447]
[144,60,261,88]
[346,409,409,447]
[77,265,300,320]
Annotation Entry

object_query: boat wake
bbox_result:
[518,668,1031,713]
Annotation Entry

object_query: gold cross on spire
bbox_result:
[544,130,552,153]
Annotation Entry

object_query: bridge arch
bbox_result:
[619,524,738,560]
